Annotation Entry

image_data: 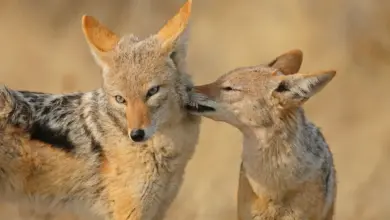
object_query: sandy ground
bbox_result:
[0,0,390,219]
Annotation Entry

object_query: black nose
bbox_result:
[129,129,145,142]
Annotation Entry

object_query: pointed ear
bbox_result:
[268,49,303,75]
[81,15,119,68]
[273,70,336,105]
[156,0,192,73]
[157,0,191,50]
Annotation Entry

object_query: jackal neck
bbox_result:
[241,107,324,191]
[242,108,303,149]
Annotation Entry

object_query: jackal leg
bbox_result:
[106,193,141,220]
[151,170,184,220]
[237,162,256,220]
[106,185,161,220]
[324,203,335,220]
[18,205,55,220]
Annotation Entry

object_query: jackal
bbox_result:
[0,1,209,219]
[188,49,337,220]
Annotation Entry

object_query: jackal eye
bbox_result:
[115,95,126,104]
[146,86,160,98]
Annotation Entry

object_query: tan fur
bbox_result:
[0,1,201,220]
[125,98,152,131]
[191,49,337,220]
[0,126,99,218]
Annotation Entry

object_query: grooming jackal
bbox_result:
[0,1,206,219]
[188,50,337,220]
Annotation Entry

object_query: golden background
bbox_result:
[0,0,390,219]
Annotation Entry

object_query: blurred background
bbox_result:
[0,0,390,219]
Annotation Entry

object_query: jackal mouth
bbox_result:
[185,103,215,113]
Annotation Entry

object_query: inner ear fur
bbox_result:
[156,0,192,74]
[82,15,119,53]
[156,0,192,51]
[81,15,119,67]
[273,70,336,105]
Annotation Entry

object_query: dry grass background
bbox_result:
[0,0,390,219]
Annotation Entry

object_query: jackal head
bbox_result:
[82,0,196,142]
[187,49,336,129]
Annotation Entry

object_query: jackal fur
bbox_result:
[188,49,337,220]
[0,1,205,219]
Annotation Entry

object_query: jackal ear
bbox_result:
[169,26,190,74]
[273,70,336,105]
[268,49,303,75]
[82,15,119,68]
[156,0,192,73]
[0,85,13,116]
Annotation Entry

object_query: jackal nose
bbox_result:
[129,129,145,142]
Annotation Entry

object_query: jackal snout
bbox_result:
[188,81,238,123]
[125,99,153,142]
[193,83,218,100]
[186,86,217,113]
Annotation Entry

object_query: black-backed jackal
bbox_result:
[188,50,337,220]
[0,1,211,219]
